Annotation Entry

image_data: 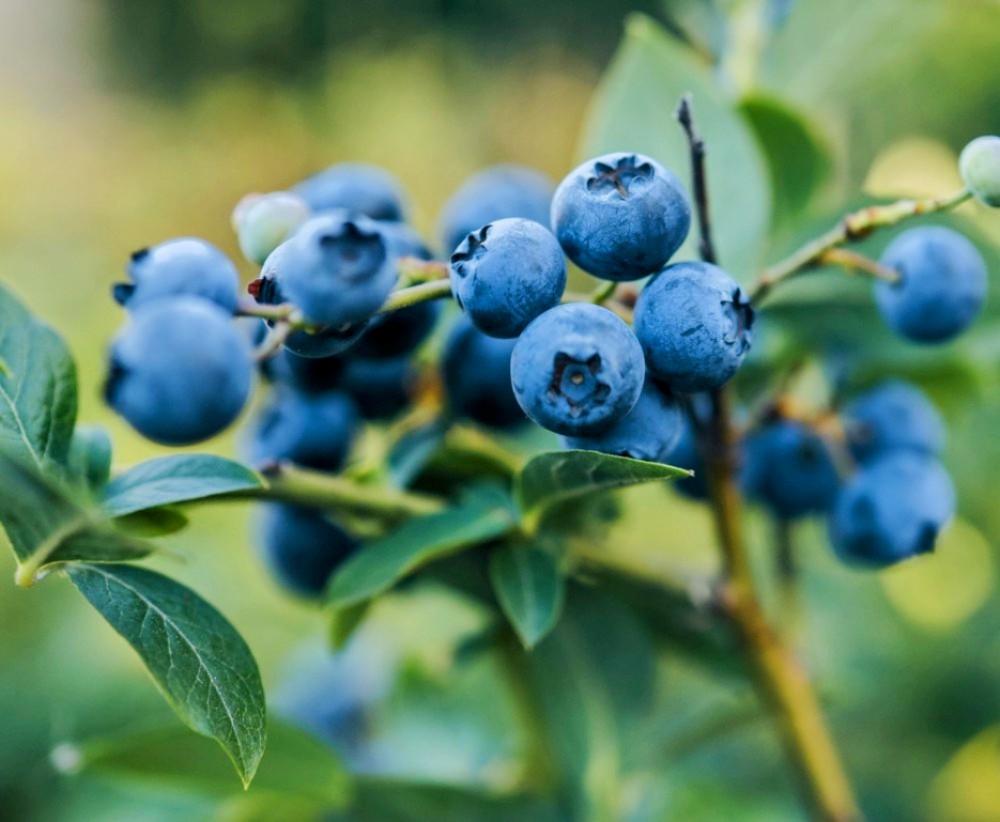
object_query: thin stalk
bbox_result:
[751,189,972,303]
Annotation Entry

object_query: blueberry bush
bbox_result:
[2,8,1000,821]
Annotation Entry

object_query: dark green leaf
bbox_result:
[515,450,690,528]
[0,282,77,469]
[0,448,152,585]
[328,600,370,650]
[387,419,449,488]
[114,506,190,538]
[66,424,113,491]
[102,454,263,517]
[740,94,834,229]
[57,719,347,807]
[581,13,771,274]
[327,488,518,609]
[68,564,266,787]
[522,585,657,816]
[352,777,561,822]
[489,547,565,649]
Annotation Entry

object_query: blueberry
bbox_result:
[250,388,358,471]
[234,191,311,265]
[292,163,407,221]
[449,218,566,339]
[258,504,357,597]
[442,315,524,428]
[105,298,253,445]
[351,301,441,359]
[511,303,644,436]
[438,164,554,255]
[843,380,945,463]
[562,377,682,462]
[351,222,440,358]
[551,152,691,281]
[634,261,753,392]
[959,135,1000,207]
[741,420,841,520]
[339,357,416,420]
[875,226,987,343]
[266,349,347,394]
[114,238,240,313]
[267,213,398,329]
[663,412,709,500]
[828,451,955,568]
[251,229,376,359]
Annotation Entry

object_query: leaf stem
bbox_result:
[750,188,972,303]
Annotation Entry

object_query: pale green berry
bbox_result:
[235,191,311,264]
[959,136,1000,207]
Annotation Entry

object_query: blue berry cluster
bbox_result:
[102,139,994,587]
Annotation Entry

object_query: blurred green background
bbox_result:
[2,0,1000,819]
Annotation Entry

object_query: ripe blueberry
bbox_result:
[511,303,644,436]
[450,218,566,339]
[843,380,945,463]
[292,163,407,221]
[551,152,691,281]
[234,191,311,265]
[249,387,359,471]
[340,357,416,421]
[105,298,253,445]
[634,261,753,392]
[265,349,347,394]
[352,222,441,358]
[114,238,240,313]
[438,164,554,255]
[258,504,357,597]
[443,315,524,428]
[663,411,709,500]
[269,213,398,329]
[562,377,682,463]
[959,135,1000,207]
[876,226,987,343]
[828,451,955,568]
[741,420,841,520]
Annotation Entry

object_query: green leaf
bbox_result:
[522,585,657,818]
[739,94,834,230]
[515,450,690,528]
[388,419,449,488]
[102,454,264,517]
[68,563,267,787]
[114,506,190,538]
[328,600,370,651]
[489,546,565,649]
[581,13,771,274]
[66,424,113,491]
[0,282,77,469]
[56,719,348,807]
[0,449,152,585]
[327,488,518,609]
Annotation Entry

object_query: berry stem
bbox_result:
[396,257,450,285]
[675,92,718,265]
[378,278,453,314]
[678,92,859,821]
[750,188,972,304]
[589,280,619,305]
[561,290,634,324]
[246,461,444,518]
[818,248,900,284]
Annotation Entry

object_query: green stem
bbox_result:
[750,188,972,303]
[589,280,619,305]
[242,463,443,518]
[704,388,859,822]
[377,278,453,314]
